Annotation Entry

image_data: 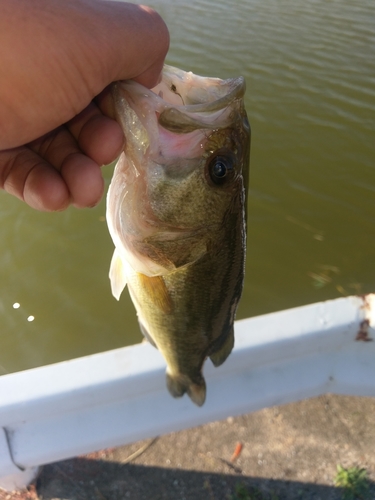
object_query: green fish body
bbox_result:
[107,65,250,406]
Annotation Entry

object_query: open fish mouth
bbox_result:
[111,65,246,141]
[152,65,246,130]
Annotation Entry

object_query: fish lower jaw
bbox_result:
[165,369,206,407]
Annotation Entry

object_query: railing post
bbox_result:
[0,427,39,491]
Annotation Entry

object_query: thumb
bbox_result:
[0,0,169,149]
[96,2,170,88]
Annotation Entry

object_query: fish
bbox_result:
[106,65,250,406]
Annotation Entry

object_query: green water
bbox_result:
[1,0,374,374]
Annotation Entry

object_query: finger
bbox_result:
[67,102,124,166]
[29,127,104,208]
[29,129,104,209]
[0,147,70,211]
[1,144,104,211]
[29,127,81,170]
[60,152,104,209]
[94,87,117,121]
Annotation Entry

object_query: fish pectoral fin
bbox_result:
[137,273,173,314]
[109,249,127,300]
[166,371,206,407]
[209,326,235,367]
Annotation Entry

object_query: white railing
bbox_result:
[0,294,374,491]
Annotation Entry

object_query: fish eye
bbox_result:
[207,153,234,186]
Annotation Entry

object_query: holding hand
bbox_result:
[0,0,169,210]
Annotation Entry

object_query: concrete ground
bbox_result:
[1,394,375,500]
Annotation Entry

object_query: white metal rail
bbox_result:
[0,294,374,490]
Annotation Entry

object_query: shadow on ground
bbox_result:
[36,458,375,500]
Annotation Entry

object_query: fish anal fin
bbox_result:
[166,372,206,407]
[137,273,173,314]
[209,327,235,367]
[138,321,157,349]
[109,249,127,300]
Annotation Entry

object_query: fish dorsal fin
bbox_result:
[109,249,127,300]
[137,273,173,314]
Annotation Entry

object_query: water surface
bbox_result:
[1,0,374,374]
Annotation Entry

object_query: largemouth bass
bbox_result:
[106,65,250,406]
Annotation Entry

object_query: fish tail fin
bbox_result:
[166,372,206,407]
[209,326,235,367]
[109,249,127,300]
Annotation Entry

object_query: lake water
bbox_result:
[1,0,374,375]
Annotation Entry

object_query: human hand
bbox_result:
[0,0,169,211]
